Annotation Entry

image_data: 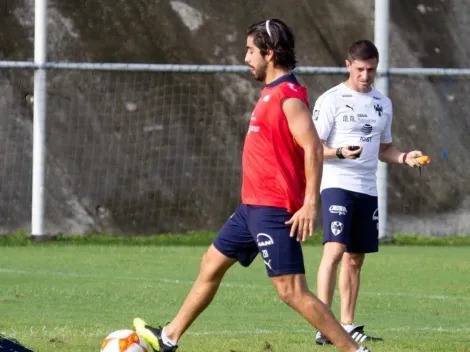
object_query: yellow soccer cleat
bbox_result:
[133,318,178,352]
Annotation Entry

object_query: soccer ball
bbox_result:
[101,329,149,352]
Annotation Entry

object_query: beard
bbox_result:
[253,62,268,82]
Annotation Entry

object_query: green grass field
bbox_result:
[0,235,469,351]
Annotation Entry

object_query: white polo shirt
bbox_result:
[312,83,393,196]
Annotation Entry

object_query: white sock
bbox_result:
[342,323,356,333]
[356,347,368,352]
[161,327,177,347]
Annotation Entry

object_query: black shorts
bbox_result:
[321,188,379,253]
[213,204,305,277]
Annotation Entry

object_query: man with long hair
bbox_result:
[134,20,371,352]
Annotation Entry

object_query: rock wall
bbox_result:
[0,0,469,235]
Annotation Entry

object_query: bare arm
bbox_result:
[284,98,323,207]
[320,141,338,159]
[282,97,322,240]
[379,143,404,164]
[379,143,423,167]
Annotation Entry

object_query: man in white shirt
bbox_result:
[312,40,428,345]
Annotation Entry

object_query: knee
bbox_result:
[199,250,224,281]
[276,286,294,306]
[343,253,365,270]
[273,276,307,307]
[322,245,345,266]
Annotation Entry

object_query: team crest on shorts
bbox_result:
[331,221,344,236]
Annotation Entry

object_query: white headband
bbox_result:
[265,20,272,39]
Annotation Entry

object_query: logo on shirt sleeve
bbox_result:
[313,109,320,121]
[287,83,298,92]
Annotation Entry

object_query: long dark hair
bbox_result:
[247,19,297,70]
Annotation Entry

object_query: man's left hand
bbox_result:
[404,150,424,167]
[285,204,317,242]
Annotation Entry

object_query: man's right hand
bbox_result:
[339,145,363,159]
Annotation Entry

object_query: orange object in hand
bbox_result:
[416,155,431,164]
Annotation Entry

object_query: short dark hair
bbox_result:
[347,40,379,62]
[246,19,297,70]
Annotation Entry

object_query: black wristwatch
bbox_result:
[336,147,345,159]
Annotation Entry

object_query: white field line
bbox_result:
[0,268,469,302]
[189,326,470,335]
[1,326,469,339]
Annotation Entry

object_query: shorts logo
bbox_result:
[372,209,378,221]
[256,233,274,247]
[257,233,274,271]
[331,221,344,236]
[372,208,379,230]
[329,205,347,215]
[263,259,272,270]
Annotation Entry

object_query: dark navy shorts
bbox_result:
[321,188,379,253]
[213,204,305,277]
